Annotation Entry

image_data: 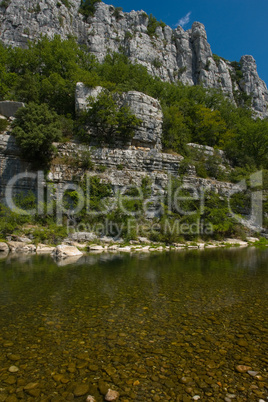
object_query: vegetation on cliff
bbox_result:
[12,102,62,165]
[0,36,267,172]
[78,90,142,145]
[0,36,267,242]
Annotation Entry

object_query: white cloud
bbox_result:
[177,11,192,28]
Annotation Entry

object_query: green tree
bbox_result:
[225,118,268,169]
[12,103,62,164]
[162,105,190,154]
[191,105,229,147]
[79,90,142,145]
[8,35,97,116]
[0,42,17,99]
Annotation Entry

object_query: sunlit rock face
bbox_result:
[0,1,267,117]
[75,83,163,150]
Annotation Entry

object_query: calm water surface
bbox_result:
[0,248,267,401]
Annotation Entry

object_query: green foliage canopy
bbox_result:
[79,0,101,18]
[12,102,62,164]
[78,90,142,145]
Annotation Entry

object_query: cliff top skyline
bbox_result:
[110,0,268,86]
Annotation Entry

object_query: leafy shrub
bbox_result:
[96,165,107,172]
[79,0,101,18]
[0,0,10,9]
[61,0,71,8]
[12,102,62,165]
[113,7,123,20]
[83,176,112,211]
[230,61,243,81]
[0,193,37,237]
[152,58,162,69]
[124,31,133,41]
[79,150,95,170]
[0,118,8,133]
[78,89,142,145]
[147,14,166,37]
[212,54,221,66]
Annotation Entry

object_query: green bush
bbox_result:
[79,150,95,170]
[152,58,162,69]
[12,102,62,165]
[0,0,10,9]
[78,89,142,145]
[147,14,166,37]
[113,7,123,20]
[79,0,101,18]
[0,118,8,133]
[0,193,37,237]
[124,31,133,41]
[61,0,71,8]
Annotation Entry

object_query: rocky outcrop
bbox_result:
[36,244,56,254]
[240,56,268,118]
[75,84,103,112]
[52,245,83,258]
[0,1,267,117]
[70,232,97,242]
[0,134,35,200]
[123,91,163,150]
[0,242,9,253]
[0,101,24,118]
[75,83,163,150]
[7,241,36,253]
[0,133,235,209]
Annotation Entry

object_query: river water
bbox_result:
[0,248,267,401]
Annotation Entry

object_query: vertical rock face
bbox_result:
[75,83,163,150]
[0,0,267,117]
[122,91,163,150]
[0,101,25,118]
[239,55,268,117]
[75,83,103,112]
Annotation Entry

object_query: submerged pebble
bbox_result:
[0,250,267,401]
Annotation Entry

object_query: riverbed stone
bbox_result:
[36,244,56,254]
[248,370,259,376]
[24,382,40,396]
[235,365,252,373]
[0,242,9,252]
[105,389,120,401]
[98,381,109,395]
[8,366,19,373]
[86,396,96,402]
[7,241,36,253]
[73,383,90,397]
[7,354,21,361]
[89,245,104,251]
[52,245,83,259]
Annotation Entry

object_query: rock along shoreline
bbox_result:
[0,235,266,264]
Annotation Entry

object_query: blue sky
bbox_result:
[109,0,268,87]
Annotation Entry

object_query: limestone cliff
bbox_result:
[0,0,267,117]
[75,83,163,150]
